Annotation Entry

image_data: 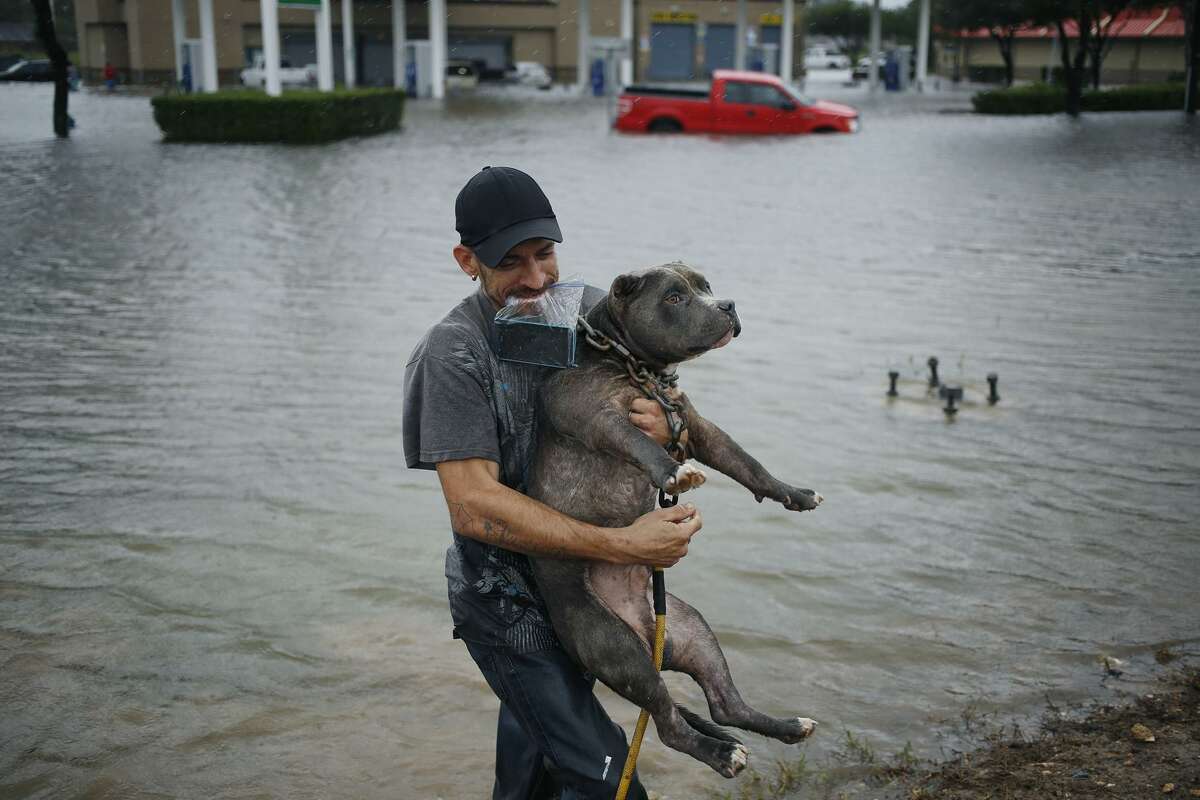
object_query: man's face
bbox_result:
[476,238,559,308]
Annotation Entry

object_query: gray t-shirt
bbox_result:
[403,285,604,652]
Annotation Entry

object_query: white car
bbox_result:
[505,61,553,90]
[803,47,851,70]
[240,55,317,89]
[446,60,480,90]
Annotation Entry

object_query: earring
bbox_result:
[471,274,478,281]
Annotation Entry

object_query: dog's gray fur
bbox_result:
[527,263,821,779]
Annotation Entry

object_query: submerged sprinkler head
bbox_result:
[987,373,1000,405]
[943,385,963,416]
[887,370,899,397]
[927,357,940,388]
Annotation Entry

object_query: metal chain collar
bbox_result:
[577,316,689,507]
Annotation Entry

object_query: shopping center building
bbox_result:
[73,0,810,89]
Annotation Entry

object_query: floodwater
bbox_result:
[2,80,1199,799]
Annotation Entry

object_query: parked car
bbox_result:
[0,54,26,72]
[239,55,317,88]
[505,61,552,89]
[446,59,480,90]
[852,55,886,82]
[615,70,858,135]
[803,47,850,70]
[0,59,55,82]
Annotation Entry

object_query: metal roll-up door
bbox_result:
[704,24,735,75]
[361,37,394,86]
[280,29,316,71]
[448,37,512,78]
[648,23,696,80]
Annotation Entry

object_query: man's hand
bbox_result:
[617,502,703,568]
[629,397,671,447]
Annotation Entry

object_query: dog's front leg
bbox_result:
[683,405,822,512]
[546,388,705,494]
[589,405,708,494]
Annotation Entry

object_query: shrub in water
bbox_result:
[150,88,405,143]
[972,82,1185,115]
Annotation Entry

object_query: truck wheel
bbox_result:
[647,118,682,133]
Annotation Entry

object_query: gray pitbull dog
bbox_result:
[526,262,822,779]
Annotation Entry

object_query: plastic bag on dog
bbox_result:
[494,276,584,369]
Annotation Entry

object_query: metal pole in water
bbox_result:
[887,370,899,397]
[987,373,1000,405]
[927,356,939,388]
[943,386,962,416]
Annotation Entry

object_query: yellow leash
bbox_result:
[615,567,667,800]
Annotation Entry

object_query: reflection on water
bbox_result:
[2,82,1199,798]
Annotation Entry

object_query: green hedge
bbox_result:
[972,82,1185,115]
[151,88,405,143]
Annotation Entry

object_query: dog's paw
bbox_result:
[783,717,818,744]
[781,488,823,512]
[718,743,749,778]
[666,463,706,494]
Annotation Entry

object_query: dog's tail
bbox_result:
[676,704,741,744]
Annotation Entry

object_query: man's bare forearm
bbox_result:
[437,464,631,562]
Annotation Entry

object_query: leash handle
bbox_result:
[616,567,667,800]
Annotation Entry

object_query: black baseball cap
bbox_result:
[455,166,563,269]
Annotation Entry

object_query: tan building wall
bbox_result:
[957,35,1187,85]
[73,0,807,86]
[632,0,806,81]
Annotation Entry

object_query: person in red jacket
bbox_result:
[103,62,116,93]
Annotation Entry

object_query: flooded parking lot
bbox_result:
[2,82,1199,798]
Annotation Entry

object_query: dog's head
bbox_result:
[607,262,740,368]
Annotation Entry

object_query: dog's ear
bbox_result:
[610,273,644,301]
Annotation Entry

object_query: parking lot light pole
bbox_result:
[342,0,356,88]
[260,0,282,95]
[198,0,219,92]
[868,0,881,93]
[316,0,334,90]
[735,0,747,71]
[430,0,446,98]
[781,0,794,82]
[577,0,591,91]
[620,0,633,86]
[172,0,185,85]
[916,0,930,91]
[392,0,406,90]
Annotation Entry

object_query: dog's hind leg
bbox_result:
[663,592,817,744]
[563,594,749,779]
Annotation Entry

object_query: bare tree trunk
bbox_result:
[1003,32,1015,87]
[30,0,70,138]
[1187,0,1199,114]
[1058,19,1088,116]
[990,29,1016,87]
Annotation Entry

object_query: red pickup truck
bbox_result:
[615,70,859,135]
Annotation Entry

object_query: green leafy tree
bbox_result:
[1027,0,1140,114]
[938,0,1026,86]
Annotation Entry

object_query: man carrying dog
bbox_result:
[403,166,703,800]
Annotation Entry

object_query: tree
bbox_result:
[1027,0,1117,114]
[1082,0,1152,89]
[1185,0,1199,113]
[30,0,71,137]
[938,0,1027,86]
